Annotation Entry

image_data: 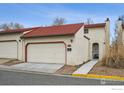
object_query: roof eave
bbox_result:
[0,31,23,34]
[84,23,106,28]
[84,26,105,28]
[21,34,75,38]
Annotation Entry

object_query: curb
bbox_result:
[72,74,124,81]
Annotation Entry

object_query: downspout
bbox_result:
[84,35,90,61]
[21,38,24,61]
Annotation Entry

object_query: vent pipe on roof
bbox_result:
[106,18,110,21]
[118,17,121,21]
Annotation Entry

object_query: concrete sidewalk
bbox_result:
[73,60,98,74]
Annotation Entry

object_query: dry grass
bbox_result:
[102,27,124,68]
[89,40,124,76]
[89,61,124,77]
[89,31,124,76]
[102,42,124,68]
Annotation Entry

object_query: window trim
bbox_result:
[84,28,89,34]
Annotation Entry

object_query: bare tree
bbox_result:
[52,17,66,26]
[115,15,124,42]
[85,18,94,24]
[101,16,124,68]
[0,22,24,30]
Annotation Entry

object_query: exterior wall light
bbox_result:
[70,39,73,43]
[19,39,21,42]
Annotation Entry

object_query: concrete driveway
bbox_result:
[10,62,64,73]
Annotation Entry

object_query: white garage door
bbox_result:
[0,41,17,58]
[27,43,66,64]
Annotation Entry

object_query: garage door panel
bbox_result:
[0,41,17,58]
[27,43,65,64]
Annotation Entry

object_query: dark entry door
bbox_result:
[92,43,99,59]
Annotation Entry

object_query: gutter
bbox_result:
[21,34,75,39]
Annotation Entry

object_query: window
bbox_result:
[67,48,72,51]
[84,29,89,34]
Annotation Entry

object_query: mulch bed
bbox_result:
[3,60,24,66]
[55,65,78,75]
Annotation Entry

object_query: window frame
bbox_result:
[84,28,89,34]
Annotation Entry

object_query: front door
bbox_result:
[92,43,99,59]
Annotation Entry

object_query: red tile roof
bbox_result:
[0,27,40,34]
[84,23,106,28]
[0,23,106,37]
[22,23,84,38]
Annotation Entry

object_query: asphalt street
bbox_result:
[0,69,123,85]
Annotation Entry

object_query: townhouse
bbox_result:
[0,19,110,65]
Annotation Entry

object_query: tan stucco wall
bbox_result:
[0,24,107,65]
[22,35,77,65]
[83,27,106,60]
[0,33,23,60]
[73,26,89,65]
[22,26,89,65]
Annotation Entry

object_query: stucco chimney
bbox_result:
[106,18,109,21]
[117,18,123,44]
[105,18,110,51]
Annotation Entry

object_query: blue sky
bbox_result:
[0,3,124,38]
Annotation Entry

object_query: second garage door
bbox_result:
[0,41,18,59]
[27,43,66,64]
